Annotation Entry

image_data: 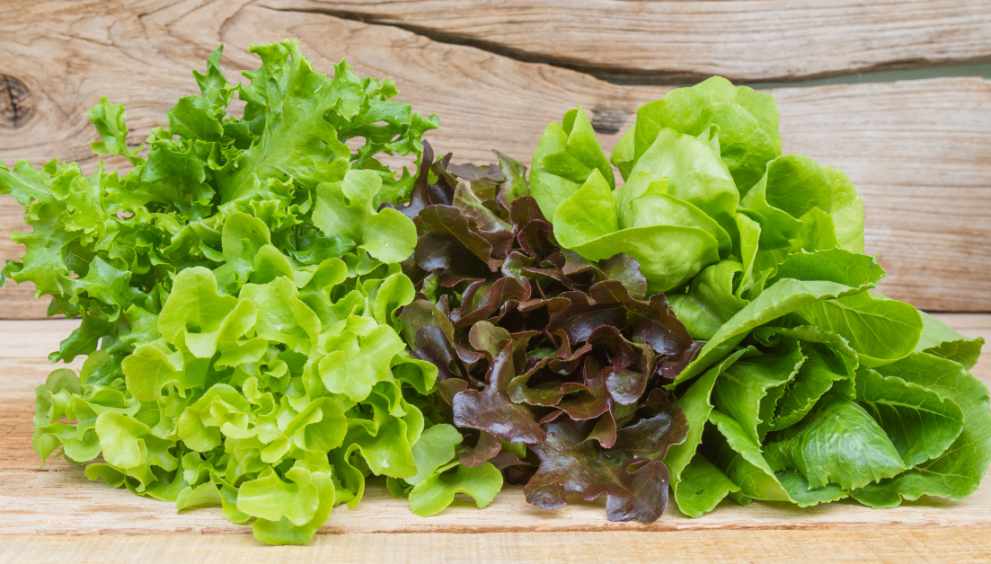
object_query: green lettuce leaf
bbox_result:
[6,41,459,547]
[851,353,991,507]
[407,463,503,517]
[915,311,985,370]
[615,77,780,193]
[674,278,866,385]
[764,394,906,490]
[524,76,984,521]
[531,106,614,219]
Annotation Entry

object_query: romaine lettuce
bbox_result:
[528,78,988,518]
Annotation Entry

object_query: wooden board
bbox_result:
[4,529,991,564]
[261,0,991,83]
[1,1,990,316]
[4,2,990,561]
[0,317,989,563]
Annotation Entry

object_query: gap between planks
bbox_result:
[258,0,991,84]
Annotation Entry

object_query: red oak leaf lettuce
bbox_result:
[395,146,696,522]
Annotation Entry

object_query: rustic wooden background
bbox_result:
[2,0,991,316]
[2,1,991,562]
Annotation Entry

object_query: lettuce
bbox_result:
[5,42,987,538]
[393,148,694,522]
[529,78,988,518]
[6,41,503,546]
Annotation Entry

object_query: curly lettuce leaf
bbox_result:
[7,40,461,547]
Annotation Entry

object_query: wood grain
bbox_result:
[1,0,990,318]
[1,318,988,542]
[261,0,991,83]
[931,314,991,341]
[4,465,991,535]
[4,529,991,564]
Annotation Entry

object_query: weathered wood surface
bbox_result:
[0,318,988,551]
[4,529,991,564]
[2,2,990,561]
[262,0,991,83]
[1,1,989,317]
[7,528,991,564]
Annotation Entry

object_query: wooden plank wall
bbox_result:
[3,3,991,562]
[266,0,991,82]
[1,0,990,318]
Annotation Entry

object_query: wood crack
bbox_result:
[256,3,991,86]
[254,4,675,85]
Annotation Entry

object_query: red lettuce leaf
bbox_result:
[453,343,547,444]
[524,402,687,522]
[396,149,699,522]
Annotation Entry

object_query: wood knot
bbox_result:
[1,74,34,129]
[590,108,627,135]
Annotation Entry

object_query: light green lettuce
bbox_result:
[9,41,503,546]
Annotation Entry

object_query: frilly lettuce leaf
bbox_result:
[4,41,501,547]
[312,169,418,264]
